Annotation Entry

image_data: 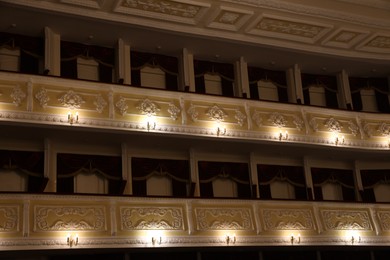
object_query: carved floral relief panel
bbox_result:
[375,210,390,233]
[0,81,27,110]
[194,206,255,232]
[260,207,316,232]
[120,205,186,231]
[319,208,374,232]
[34,205,107,232]
[0,205,20,233]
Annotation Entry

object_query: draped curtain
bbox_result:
[56,153,124,195]
[198,161,251,198]
[257,164,307,200]
[248,67,288,103]
[360,169,390,202]
[130,51,179,90]
[0,150,47,192]
[193,60,235,97]
[131,157,189,197]
[60,41,114,83]
[311,168,355,201]
[349,77,390,113]
[301,74,339,108]
[0,32,43,75]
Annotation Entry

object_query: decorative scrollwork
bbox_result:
[136,98,160,117]
[10,85,26,106]
[35,87,50,108]
[262,209,315,231]
[187,103,198,122]
[206,104,228,122]
[235,109,246,127]
[58,90,85,109]
[309,117,318,132]
[268,112,287,128]
[321,209,372,231]
[120,207,184,230]
[35,206,106,231]
[378,122,390,136]
[195,207,253,231]
[348,121,359,136]
[325,118,342,132]
[293,115,304,131]
[122,0,201,18]
[115,96,128,115]
[94,94,107,113]
[252,110,263,127]
[168,102,180,120]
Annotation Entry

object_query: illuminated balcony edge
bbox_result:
[0,72,390,150]
[0,193,389,251]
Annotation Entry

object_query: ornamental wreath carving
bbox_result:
[94,94,107,113]
[268,112,287,128]
[35,87,50,108]
[325,118,342,132]
[58,90,85,109]
[136,98,160,117]
[168,102,180,120]
[206,104,228,122]
[11,85,26,106]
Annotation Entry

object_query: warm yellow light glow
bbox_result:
[216,122,226,136]
[278,129,288,141]
[67,111,79,125]
[225,233,236,245]
[290,233,300,245]
[333,132,344,146]
[66,233,79,247]
[149,230,164,245]
[345,230,360,244]
[146,115,156,131]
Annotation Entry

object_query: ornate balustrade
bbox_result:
[0,193,389,251]
[0,71,390,149]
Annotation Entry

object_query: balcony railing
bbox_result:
[0,193,389,251]
[0,71,390,150]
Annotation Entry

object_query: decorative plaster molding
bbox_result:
[58,90,85,109]
[268,112,287,128]
[115,96,128,115]
[121,0,202,18]
[120,206,184,230]
[0,205,19,232]
[324,118,342,133]
[252,110,263,128]
[187,103,199,122]
[348,120,359,136]
[168,102,181,120]
[262,208,316,231]
[194,207,254,231]
[234,108,246,127]
[206,104,228,122]
[136,98,160,117]
[94,94,107,113]
[376,210,390,232]
[35,87,50,108]
[292,115,304,131]
[320,209,373,231]
[377,122,390,136]
[10,85,26,106]
[34,205,106,232]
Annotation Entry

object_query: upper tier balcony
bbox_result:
[0,71,390,151]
